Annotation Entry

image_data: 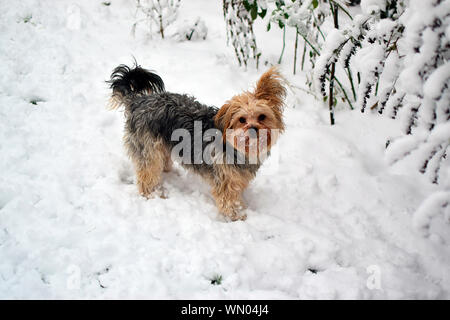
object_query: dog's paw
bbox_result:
[158,186,168,199]
[223,209,247,222]
[139,185,168,199]
[140,191,156,199]
[232,213,247,221]
[140,185,168,199]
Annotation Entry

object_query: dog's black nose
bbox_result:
[248,127,258,138]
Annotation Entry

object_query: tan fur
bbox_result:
[215,67,285,130]
[253,66,286,113]
[211,165,254,221]
[215,66,286,156]
[162,147,173,172]
[135,160,163,198]
[209,67,287,220]
[107,95,123,110]
[128,136,169,198]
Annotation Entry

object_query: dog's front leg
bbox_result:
[212,178,248,221]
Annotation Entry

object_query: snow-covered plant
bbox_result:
[252,1,355,122]
[133,0,181,39]
[413,190,450,239]
[312,1,406,122]
[223,0,264,68]
[266,0,330,74]
[173,18,208,41]
[351,6,405,113]
[383,0,449,185]
[268,0,307,73]
[308,0,449,183]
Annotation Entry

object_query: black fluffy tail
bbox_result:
[107,63,165,109]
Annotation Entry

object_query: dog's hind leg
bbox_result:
[163,147,173,172]
[135,159,164,198]
[126,134,166,198]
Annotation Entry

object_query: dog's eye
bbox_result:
[258,114,266,121]
[239,117,246,123]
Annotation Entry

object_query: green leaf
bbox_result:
[210,275,223,286]
[23,15,32,23]
[243,0,252,12]
[259,9,267,19]
[250,6,257,20]
[278,20,284,29]
[312,0,318,9]
[267,22,271,31]
[29,98,45,105]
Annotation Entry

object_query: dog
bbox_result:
[108,63,286,221]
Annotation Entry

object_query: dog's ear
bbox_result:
[215,103,231,130]
[253,66,286,112]
[215,102,237,143]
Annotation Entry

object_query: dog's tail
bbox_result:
[107,63,165,110]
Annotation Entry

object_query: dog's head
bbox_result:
[215,67,286,159]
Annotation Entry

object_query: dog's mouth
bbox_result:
[243,128,271,154]
[243,136,256,152]
[226,127,273,157]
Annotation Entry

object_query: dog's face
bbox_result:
[215,67,286,159]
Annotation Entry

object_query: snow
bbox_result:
[360,0,386,16]
[1,0,449,299]
[423,62,450,101]
[413,191,450,240]
[173,18,208,42]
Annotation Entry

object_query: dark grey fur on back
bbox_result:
[127,92,218,146]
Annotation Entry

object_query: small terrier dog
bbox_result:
[108,63,286,221]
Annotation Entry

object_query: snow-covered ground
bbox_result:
[0,0,449,299]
